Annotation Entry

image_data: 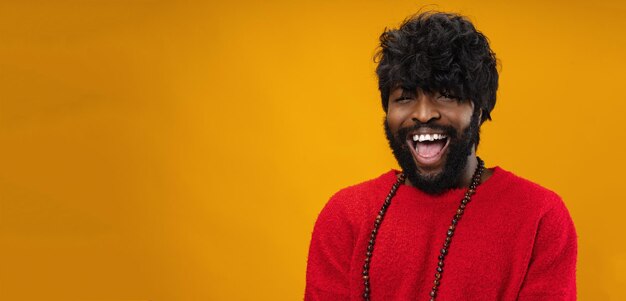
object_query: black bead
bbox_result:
[436,266,443,273]
[440,248,447,255]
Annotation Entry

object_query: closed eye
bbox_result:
[437,93,459,102]
[396,96,414,103]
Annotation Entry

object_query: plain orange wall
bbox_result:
[1,0,625,300]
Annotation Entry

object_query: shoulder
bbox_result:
[487,166,568,217]
[316,170,399,228]
[329,170,399,204]
[307,171,398,298]
[481,166,577,251]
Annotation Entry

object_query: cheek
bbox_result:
[455,104,475,128]
[461,111,473,126]
[385,110,400,131]
[386,105,412,130]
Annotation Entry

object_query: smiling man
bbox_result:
[305,11,577,301]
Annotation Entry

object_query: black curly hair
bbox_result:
[375,11,498,123]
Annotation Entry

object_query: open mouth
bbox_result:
[406,133,450,167]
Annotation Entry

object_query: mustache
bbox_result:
[396,123,458,142]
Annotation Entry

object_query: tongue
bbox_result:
[416,141,446,158]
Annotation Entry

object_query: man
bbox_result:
[305,11,577,301]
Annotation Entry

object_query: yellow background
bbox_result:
[1,0,624,300]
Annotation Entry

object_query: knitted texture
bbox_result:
[305,167,577,300]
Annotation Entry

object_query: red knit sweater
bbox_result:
[305,167,577,300]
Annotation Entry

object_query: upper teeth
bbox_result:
[412,134,447,142]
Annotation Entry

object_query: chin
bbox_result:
[415,164,447,179]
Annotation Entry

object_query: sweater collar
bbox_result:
[383,166,504,202]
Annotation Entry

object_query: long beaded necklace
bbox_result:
[362,157,485,301]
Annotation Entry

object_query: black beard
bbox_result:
[384,110,481,195]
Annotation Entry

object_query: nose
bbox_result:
[410,94,441,124]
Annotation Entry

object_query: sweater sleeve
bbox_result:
[518,196,578,300]
[305,191,358,300]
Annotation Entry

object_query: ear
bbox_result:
[478,108,489,125]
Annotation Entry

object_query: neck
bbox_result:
[460,148,493,187]
[459,148,478,188]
